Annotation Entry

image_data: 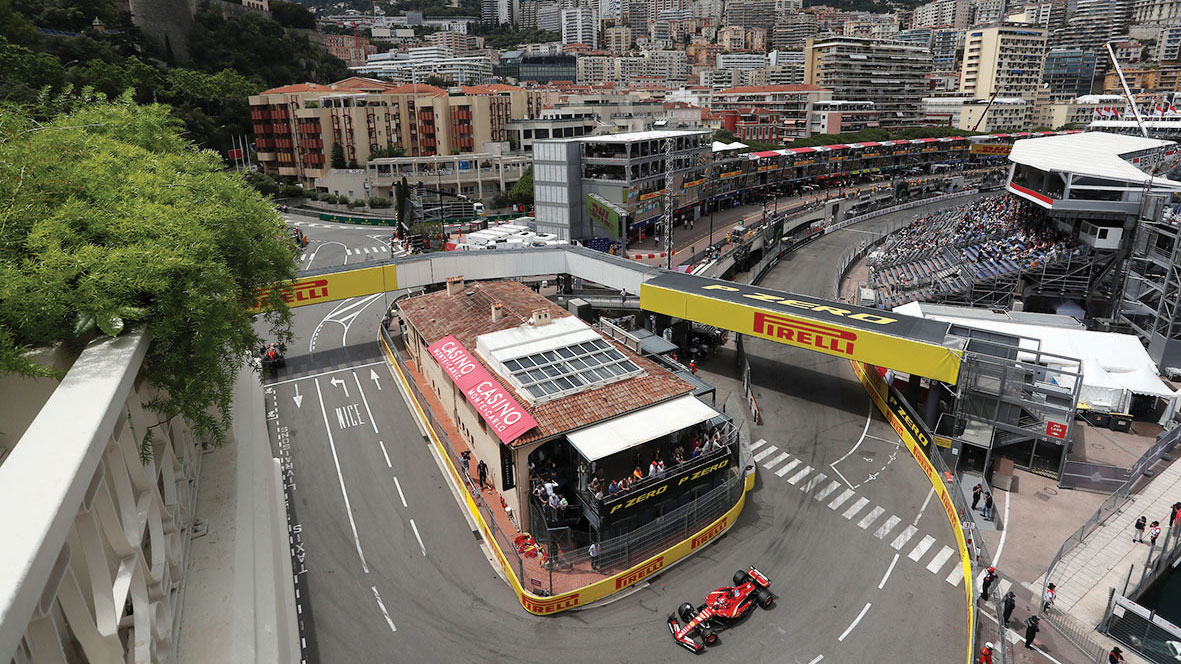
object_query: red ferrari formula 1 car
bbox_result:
[668,566,777,653]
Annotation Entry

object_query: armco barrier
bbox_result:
[850,360,976,664]
[379,329,756,615]
[824,189,979,235]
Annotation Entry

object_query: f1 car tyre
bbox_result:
[678,603,696,623]
[733,570,750,586]
[701,626,718,646]
[757,589,774,609]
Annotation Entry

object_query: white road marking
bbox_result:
[828,488,855,510]
[842,497,870,520]
[393,476,408,508]
[946,563,965,586]
[912,487,935,526]
[345,248,353,256]
[838,602,871,642]
[379,440,392,468]
[830,404,874,489]
[992,490,1011,567]
[300,253,306,261]
[763,451,790,469]
[352,371,380,434]
[907,535,936,562]
[926,546,955,573]
[857,506,885,530]
[751,438,767,450]
[814,480,841,502]
[874,515,901,540]
[787,465,813,485]
[878,553,900,590]
[801,472,828,493]
[776,458,802,477]
[268,361,387,387]
[891,525,918,550]
[410,518,427,556]
[314,378,369,574]
[752,445,779,463]
[362,247,370,254]
[808,656,824,664]
[371,586,397,634]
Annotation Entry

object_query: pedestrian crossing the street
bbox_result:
[750,438,969,588]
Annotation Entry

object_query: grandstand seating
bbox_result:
[868,195,1086,308]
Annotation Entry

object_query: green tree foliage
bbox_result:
[331,142,346,169]
[493,166,533,208]
[424,74,456,88]
[471,25,561,50]
[0,98,296,445]
[268,0,316,29]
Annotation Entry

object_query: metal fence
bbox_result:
[379,322,747,598]
[1102,592,1181,664]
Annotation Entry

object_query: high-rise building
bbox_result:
[896,28,962,70]
[323,34,378,68]
[1050,0,1132,53]
[1042,48,1097,100]
[710,84,832,138]
[1130,0,1181,25]
[772,12,818,50]
[774,0,803,12]
[723,0,775,30]
[605,25,634,52]
[973,0,1007,25]
[561,7,598,48]
[804,36,933,127]
[1160,25,1181,61]
[959,23,1047,129]
[913,0,974,28]
[537,2,562,31]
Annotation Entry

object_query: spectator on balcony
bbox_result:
[608,479,620,496]
[674,446,685,465]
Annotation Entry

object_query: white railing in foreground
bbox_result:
[0,332,298,663]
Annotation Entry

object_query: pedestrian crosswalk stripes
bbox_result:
[800,473,827,494]
[907,535,936,562]
[828,488,856,510]
[345,248,353,256]
[776,459,802,478]
[763,452,791,470]
[945,563,965,586]
[926,546,955,574]
[842,497,870,520]
[300,253,307,261]
[753,441,963,589]
[813,480,841,502]
[891,525,918,551]
[857,506,885,530]
[874,515,901,540]
[752,446,779,463]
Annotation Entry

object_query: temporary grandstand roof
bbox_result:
[565,394,720,462]
[895,302,1176,413]
[712,141,749,152]
[1008,132,1181,188]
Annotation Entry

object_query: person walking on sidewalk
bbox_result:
[981,567,998,601]
[1151,520,1162,547]
[1135,516,1147,542]
[1024,615,1040,649]
[477,459,489,491]
[1108,646,1125,663]
[972,484,983,511]
[1042,583,1056,613]
[983,492,995,521]
[1002,591,1016,625]
[461,450,471,476]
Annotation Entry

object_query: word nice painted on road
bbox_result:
[427,335,538,444]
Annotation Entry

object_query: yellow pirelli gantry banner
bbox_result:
[251,264,398,311]
[640,273,964,384]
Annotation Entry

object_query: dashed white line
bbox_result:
[891,525,918,550]
[410,518,427,556]
[828,488,855,510]
[807,656,824,664]
[874,515,901,540]
[753,445,779,463]
[857,506,885,530]
[838,602,871,642]
[927,546,955,574]
[842,497,870,520]
[371,586,397,634]
[379,440,392,468]
[787,465,814,485]
[878,553,900,590]
[776,458,802,477]
[353,371,380,434]
[362,246,371,253]
[763,452,791,469]
[907,535,936,562]
[814,480,841,502]
[393,476,408,508]
[314,378,369,574]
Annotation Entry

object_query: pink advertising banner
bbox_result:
[427,335,538,444]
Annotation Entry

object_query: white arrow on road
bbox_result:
[370,368,382,391]
[330,376,350,398]
[293,384,304,408]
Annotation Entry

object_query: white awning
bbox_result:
[566,395,721,462]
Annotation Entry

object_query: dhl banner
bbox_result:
[639,272,963,384]
[757,164,778,171]
[720,170,743,178]
[682,178,706,188]
[381,332,755,616]
[970,143,1012,156]
[851,360,974,664]
[252,264,398,311]
[639,189,666,201]
[795,159,814,165]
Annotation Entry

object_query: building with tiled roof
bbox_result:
[397,278,733,536]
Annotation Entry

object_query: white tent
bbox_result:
[566,395,720,462]
[895,302,1176,416]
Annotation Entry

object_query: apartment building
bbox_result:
[723,0,775,30]
[323,34,378,68]
[1102,64,1181,94]
[808,100,881,134]
[772,13,818,50]
[959,24,1047,130]
[427,31,481,54]
[912,0,972,28]
[958,98,1031,131]
[896,27,961,71]
[1042,48,1097,101]
[1132,0,1181,24]
[562,7,598,48]
[353,48,495,85]
[711,84,832,138]
[804,36,933,127]
[605,25,633,52]
[249,78,543,185]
